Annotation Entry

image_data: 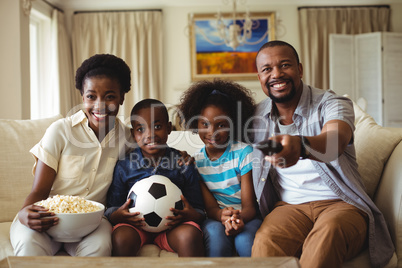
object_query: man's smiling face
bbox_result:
[256,45,303,103]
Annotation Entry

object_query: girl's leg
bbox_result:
[202,218,233,257]
[166,224,204,257]
[111,225,142,256]
[234,218,262,257]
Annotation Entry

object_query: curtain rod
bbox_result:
[42,0,64,13]
[74,9,162,14]
[298,5,390,10]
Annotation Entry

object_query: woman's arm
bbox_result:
[18,160,58,232]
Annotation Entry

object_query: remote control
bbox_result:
[253,139,283,156]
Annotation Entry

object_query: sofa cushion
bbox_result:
[0,222,13,260]
[0,115,62,223]
[353,103,402,198]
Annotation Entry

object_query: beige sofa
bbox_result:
[0,102,401,267]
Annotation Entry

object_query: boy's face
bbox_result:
[82,76,124,138]
[131,107,172,159]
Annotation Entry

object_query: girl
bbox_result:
[10,54,134,257]
[178,79,261,257]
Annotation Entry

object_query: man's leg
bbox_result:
[300,200,368,268]
[252,201,313,257]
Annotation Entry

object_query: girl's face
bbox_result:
[197,105,231,155]
[82,76,124,139]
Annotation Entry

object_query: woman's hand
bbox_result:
[18,204,58,233]
[110,198,145,227]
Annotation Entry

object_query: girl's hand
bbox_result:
[18,204,58,233]
[110,198,145,227]
[166,195,200,227]
[220,207,240,225]
[224,214,244,236]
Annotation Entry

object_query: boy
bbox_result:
[105,99,205,257]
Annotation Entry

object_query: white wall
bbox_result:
[1,1,402,119]
[0,0,30,119]
[162,4,300,106]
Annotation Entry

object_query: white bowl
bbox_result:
[45,201,105,242]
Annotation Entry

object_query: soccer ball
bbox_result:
[127,175,184,233]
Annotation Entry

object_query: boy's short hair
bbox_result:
[131,99,169,124]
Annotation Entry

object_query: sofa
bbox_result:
[0,101,401,267]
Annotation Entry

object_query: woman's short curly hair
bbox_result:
[75,54,131,95]
[178,79,256,142]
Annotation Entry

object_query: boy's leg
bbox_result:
[202,218,234,257]
[109,223,144,256]
[234,218,262,257]
[165,222,204,257]
[252,201,313,257]
[10,217,62,256]
[64,218,112,256]
[300,200,368,268]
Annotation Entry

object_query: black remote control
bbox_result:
[253,139,283,156]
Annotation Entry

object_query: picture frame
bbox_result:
[189,12,275,81]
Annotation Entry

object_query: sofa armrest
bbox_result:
[374,140,402,267]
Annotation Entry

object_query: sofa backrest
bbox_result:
[0,115,62,223]
[167,130,204,156]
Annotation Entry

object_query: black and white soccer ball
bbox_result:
[127,175,184,233]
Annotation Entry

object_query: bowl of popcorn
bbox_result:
[36,195,105,242]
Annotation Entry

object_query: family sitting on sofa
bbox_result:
[9,41,394,268]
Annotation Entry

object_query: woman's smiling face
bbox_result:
[82,75,124,138]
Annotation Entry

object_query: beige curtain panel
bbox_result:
[51,9,76,117]
[72,11,163,122]
[298,6,390,90]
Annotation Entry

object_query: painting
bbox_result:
[189,12,275,81]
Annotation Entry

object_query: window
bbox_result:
[29,6,59,119]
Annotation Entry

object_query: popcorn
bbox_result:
[36,195,101,213]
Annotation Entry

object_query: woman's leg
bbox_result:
[64,218,112,256]
[234,218,262,257]
[10,217,62,256]
[166,224,204,257]
[202,218,233,257]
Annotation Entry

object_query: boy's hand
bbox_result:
[18,204,58,232]
[177,150,195,166]
[165,195,199,227]
[224,214,244,236]
[110,198,145,227]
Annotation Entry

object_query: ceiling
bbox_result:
[46,0,401,11]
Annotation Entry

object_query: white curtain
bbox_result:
[298,6,390,90]
[72,11,163,122]
[51,9,77,116]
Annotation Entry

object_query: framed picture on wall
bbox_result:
[189,12,275,81]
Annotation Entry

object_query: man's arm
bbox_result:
[266,119,353,167]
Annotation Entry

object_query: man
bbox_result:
[250,40,394,268]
